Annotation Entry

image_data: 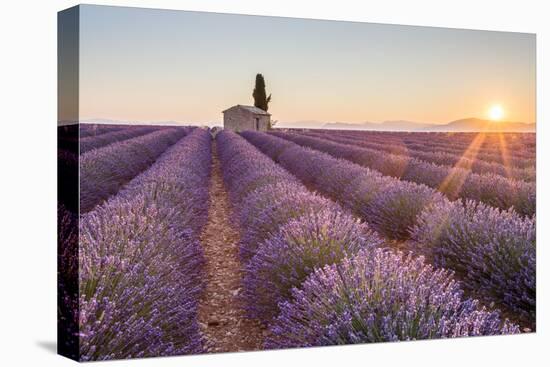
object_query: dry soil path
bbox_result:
[198,141,266,353]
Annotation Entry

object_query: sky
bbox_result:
[74,5,536,126]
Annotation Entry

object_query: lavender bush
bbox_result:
[238,181,309,230]
[239,184,341,262]
[364,181,445,240]
[243,209,382,322]
[460,172,535,217]
[266,249,519,349]
[80,199,204,360]
[410,199,536,324]
[341,173,394,214]
[80,128,186,212]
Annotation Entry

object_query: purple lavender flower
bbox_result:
[241,131,535,325]
[270,131,535,216]
[364,181,445,240]
[80,128,187,213]
[410,199,536,324]
[243,209,382,322]
[239,186,341,262]
[266,248,519,349]
[301,130,534,182]
[78,129,211,360]
[79,126,166,154]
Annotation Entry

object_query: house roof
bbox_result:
[222,104,271,116]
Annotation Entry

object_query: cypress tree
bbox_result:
[252,73,272,112]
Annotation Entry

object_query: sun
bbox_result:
[488,104,504,121]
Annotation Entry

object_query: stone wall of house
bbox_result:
[223,109,270,132]
[257,115,270,131]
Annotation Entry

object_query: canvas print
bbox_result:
[57,4,536,362]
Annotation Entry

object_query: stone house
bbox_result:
[222,105,271,132]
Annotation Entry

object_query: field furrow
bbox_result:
[197,141,266,352]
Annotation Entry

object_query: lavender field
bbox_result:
[58,124,535,361]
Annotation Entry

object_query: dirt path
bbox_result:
[198,141,266,353]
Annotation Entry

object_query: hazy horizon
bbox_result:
[69,116,536,133]
[63,5,536,126]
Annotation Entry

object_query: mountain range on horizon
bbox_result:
[278,117,535,132]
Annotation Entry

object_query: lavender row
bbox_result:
[78,129,212,360]
[79,123,127,138]
[79,126,162,154]
[272,131,535,216]
[80,128,186,213]
[406,139,535,166]
[218,131,517,347]
[315,129,536,165]
[318,129,536,156]
[302,131,535,181]
[349,130,535,167]
[242,131,535,325]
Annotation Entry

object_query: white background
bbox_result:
[0,0,547,365]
